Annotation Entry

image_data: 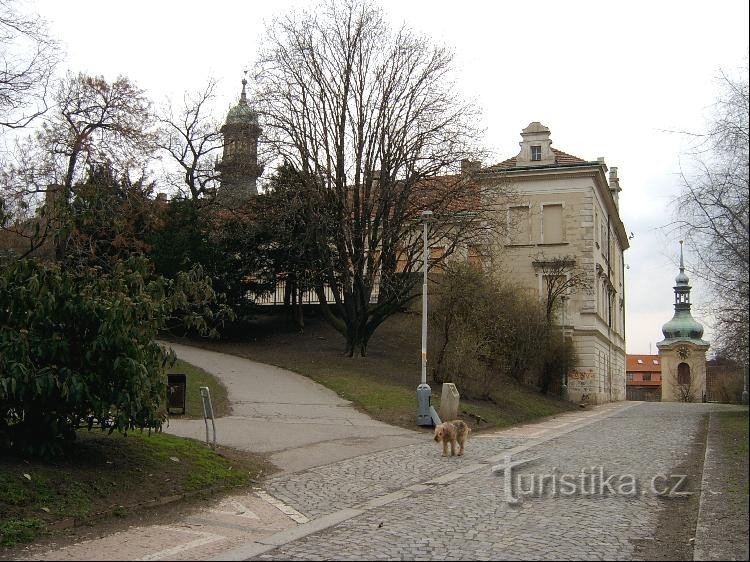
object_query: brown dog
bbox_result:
[433,419,470,457]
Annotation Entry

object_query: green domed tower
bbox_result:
[216,77,263,199]
[657,242,709,402]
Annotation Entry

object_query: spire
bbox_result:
[658,242,706,345]
[675,240,689,286]
[679,240,684,270]
[240,71,248,105]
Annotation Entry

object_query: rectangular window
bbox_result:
[531,145,542,161]
[626,373,633,382]
[508,206,530,245]
[643,373,652,382]
[542,204,563,243]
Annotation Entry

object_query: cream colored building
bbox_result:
[467,122,629,403]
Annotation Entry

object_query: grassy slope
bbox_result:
[177,309,575,430]
[0,431,268,547]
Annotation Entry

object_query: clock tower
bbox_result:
[656,242,709,402]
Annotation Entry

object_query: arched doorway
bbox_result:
[677,362,691,385]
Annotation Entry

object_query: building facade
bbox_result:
[626,354,662,401]
[657,242,709,402]
[468,122,629,403]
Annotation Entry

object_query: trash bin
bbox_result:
[167,374,187,415]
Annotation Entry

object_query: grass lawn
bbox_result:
[716,409,749,495]
[0,431,269,548]
[174,309,576,431]
[166,358,231,418]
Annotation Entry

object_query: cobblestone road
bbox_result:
[226,402,729,561]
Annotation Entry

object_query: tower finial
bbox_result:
[240,70,248,104]
[679,240,684,271]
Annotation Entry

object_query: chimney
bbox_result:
[45,184,62,210]
[461,159,481,175]
[609,166,621,209]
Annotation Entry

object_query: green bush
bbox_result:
[0,257,218,458]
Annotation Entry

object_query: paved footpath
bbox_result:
[162,341,422,473]
[15,344,745,561]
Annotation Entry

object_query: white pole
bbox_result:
[421,211,432,385]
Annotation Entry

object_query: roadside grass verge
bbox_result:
[166,358,231,418]
[716,409,749,495]
[0,431,268,548]
[172,310,576,431]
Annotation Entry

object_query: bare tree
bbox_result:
[40,73,156,203]
[254,0,500,356]
[665,364,700,402]
[157,79,223,200]
[532,254,593,322]
[0,0,59,129]
[673,64,749,365]
[0,73,156,259]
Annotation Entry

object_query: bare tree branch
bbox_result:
[0,0,60,129]
[157,79,223,200]
[254,0,503,356]
[670,63,749,365]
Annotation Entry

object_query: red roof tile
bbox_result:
[626,354,662,373]
[484,148,589,172]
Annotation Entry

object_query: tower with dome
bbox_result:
[656,242,710,402]
[215,76,263,199]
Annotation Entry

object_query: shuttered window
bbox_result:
[542,204,563,243]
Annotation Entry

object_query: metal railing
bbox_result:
[253,279,380,306]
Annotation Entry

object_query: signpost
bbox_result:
[199,386,217,449]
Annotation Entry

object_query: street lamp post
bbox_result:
[417,210,434,426]
[561,295,568,400]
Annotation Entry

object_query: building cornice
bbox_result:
[481,163,630,251]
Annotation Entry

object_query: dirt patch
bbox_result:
[632,414,708,560]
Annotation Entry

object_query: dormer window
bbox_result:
[531,145,542,161]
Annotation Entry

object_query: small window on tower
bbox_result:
[531,145,542,161]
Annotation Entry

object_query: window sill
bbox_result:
[538,242,569,246]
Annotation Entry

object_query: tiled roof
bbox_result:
[483,148,589,172]
[626,354,662,373]
[411,174,481,214]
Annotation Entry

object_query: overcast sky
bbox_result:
[30,0,749,355]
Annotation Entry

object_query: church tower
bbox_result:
[657,242,709,402]
[216,77,263,199]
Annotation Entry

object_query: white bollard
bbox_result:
[439,382,460,421]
